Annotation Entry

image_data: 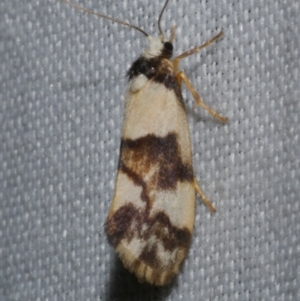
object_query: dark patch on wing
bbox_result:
[106,120,194,283]
[150,212,191,251]
[118,163,150,205]
[119,132,193,191]
[105,203,191,269]
[139,245,160,269]
[127,56,183,102]
[106,132,193,254]
[105,204,141,247]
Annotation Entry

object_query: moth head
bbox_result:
[143,36,173,59]
[142,0,174,59]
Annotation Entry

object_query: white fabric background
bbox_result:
[1,0,299,300]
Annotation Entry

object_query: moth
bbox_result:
[62,0,227,286]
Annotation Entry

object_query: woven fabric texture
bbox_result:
[1,0,299,300]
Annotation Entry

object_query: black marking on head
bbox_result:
[162,42,173,57]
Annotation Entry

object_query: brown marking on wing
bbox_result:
[119,132,193,191]
[105,203,191,268]
[149,211,191,251]
[105,204,141,247]
[118,163,151,205]
[139,245,160,269]
[106,132,193,284]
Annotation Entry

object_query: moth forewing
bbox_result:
[106,79,195,285]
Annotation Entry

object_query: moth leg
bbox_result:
[173,31,223,73]
[176,70,228,123]
[173,31,227,122]
[194,179,216,213]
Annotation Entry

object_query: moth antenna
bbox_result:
[158,0,170,39]
[169,25,176,42]
[61,0,149,37]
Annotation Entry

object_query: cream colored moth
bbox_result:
[62,0,227,286]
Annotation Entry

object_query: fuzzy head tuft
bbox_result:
[142,36,173,59]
